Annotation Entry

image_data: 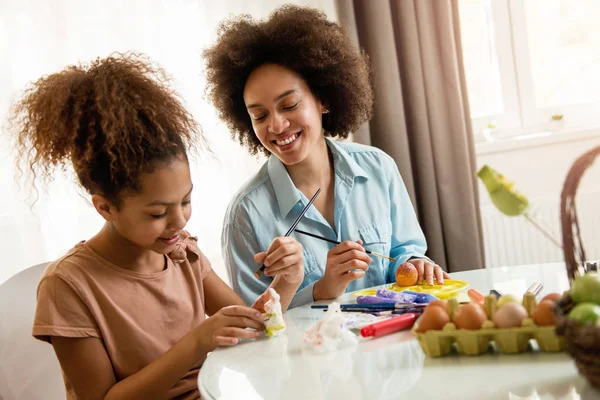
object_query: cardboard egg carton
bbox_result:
[412,293,564,356]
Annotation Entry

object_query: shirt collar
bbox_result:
[267,156,302,218]
[325,138,369,182]
[267,138,369,218]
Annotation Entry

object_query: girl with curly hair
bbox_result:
[204,5,448,308]
[9,54,304,399]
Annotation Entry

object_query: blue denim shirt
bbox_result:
[222,139,428,308]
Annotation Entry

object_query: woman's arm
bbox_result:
[386,157,428,280]
[222,219,303,311]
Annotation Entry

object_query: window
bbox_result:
[459,0,600,141]
[0,0,338,284]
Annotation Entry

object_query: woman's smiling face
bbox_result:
[243,63,328,166]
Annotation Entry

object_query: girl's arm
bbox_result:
[51,300,263,400]
[51,330,205,400]
[203,269,246,315]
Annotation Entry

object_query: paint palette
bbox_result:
[352,279,469,300]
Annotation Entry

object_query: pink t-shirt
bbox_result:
[32,232,210,399]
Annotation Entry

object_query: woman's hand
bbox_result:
[254,237,304,284]
[313,240,371,300]
[408,258,450,285]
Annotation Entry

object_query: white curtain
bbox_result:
[0,0,338,284]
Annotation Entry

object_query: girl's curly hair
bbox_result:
[203,5,374,157]
[9,53,201,204]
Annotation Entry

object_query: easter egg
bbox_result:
[531,299,556,327]
[541,293,561,303]
[454,303,487,330]
[427,300,448,313]
[417,306,450,333]
[396,262,419,287]
[493,302,528,328]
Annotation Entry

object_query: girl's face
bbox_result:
[109,156,193,254]
[243,63,328,166]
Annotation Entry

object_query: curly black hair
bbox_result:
[9,53,201,204]
[203,5,374,156]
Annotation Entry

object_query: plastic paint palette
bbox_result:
[352,279,469,300]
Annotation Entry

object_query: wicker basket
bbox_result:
[556,145,600,389]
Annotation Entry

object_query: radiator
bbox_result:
[480,192,600,267]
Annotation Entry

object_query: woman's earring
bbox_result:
[323,109,330,114]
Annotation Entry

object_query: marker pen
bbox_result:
[360,313,419,338]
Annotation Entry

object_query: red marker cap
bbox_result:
[360,313,419,338]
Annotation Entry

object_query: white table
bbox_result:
[198,263,600,400]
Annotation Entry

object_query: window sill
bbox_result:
[475,127,600,156]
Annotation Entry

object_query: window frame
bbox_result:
[465,0,600,140]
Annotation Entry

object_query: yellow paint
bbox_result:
[352,279,469,299]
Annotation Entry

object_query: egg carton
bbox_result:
[412,293,564,356]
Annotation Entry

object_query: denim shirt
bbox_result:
[222,139,428,308]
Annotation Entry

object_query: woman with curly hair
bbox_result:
[9,54,304,399]
[204,5,448,308]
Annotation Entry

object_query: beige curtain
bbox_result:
[336,0,485,272]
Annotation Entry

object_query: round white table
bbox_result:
[198,263,600,399]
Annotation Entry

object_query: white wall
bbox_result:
[0,0,338,285]
[476,131,600,267]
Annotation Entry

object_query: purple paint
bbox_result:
[356,296,398,304]
[375,289,419,303]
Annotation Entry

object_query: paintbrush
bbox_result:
[254,188,321,278]
[294,229,396,262]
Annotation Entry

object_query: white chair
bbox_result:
[0,263,66,400]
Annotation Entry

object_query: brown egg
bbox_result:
[427,300,448,313]
[417,306,450,333]
[541,293,561,303]
[493,302,528,328]
[454,303,487,330]
[532,299,556,327]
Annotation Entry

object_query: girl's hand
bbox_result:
[194,305,264,353]
[254,237,304,284]
[409,258,450,285]
[251,291,271,313]
[313,240,371,300]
